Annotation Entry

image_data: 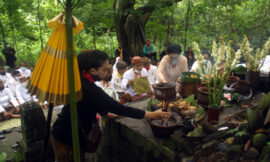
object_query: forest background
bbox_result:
[0,0,269,68]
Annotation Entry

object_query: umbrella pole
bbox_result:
[66,0,81,161]
[42,103,54,162]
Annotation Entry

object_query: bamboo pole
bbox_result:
[65,0,81,161]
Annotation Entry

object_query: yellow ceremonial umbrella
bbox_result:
[28,12,83,161]
[28,13,83,105]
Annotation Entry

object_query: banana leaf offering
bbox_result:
[132,77,152,95]
[181,72,201,83]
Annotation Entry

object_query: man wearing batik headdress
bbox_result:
[121,56,150,101]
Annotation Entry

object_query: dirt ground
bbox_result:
[0,106,63,161]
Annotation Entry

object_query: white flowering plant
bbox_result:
[241,35,270,72]
[192,37,242,108]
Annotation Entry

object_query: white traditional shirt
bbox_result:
[111,71,124,93]
[146,65,157,85]
[16,83,37,104]
[191,60,212,74]
[95,80,116,100]
[111,71,125,100]
[121,68,148,97]
[18,67,32,78]
[0,105,5,113]
[0,88,19,107]
[157,55,188,84]
[112,57,121,74]
[7,77,20,97]
[0,73,12,86]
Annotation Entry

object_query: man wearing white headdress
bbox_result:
[121,56,149,99]
[16,76,38,104]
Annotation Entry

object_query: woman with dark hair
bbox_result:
[51,50,170,161]
[190,51,212,74]
[184,47,195,70]
[157,44,188,84]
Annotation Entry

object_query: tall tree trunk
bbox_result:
[92,25,96,49]
[158,37,163,58]
[91,0,97,49]
[153,35,157,44]
[7,11,17,49]
[37,0,44,50]
[228,0,235,41]
[114,0,181,56]
[184,0,191,51]
[0,20,7,48]
[11,24,16,50]
[165,10,175,45]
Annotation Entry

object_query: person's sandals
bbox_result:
[12,142,20,150]
[0,134,5,140]
[0,129,12,134]
[16,127,22,133]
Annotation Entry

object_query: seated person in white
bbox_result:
[112,57,121,74]
[95,64,116,99]
[0,80,20,120]
[121,56,150,101]
[18,62,32,79]
[111,61,128,101]
[16,76,38,105]
[0,66,12,87]
[7,70,21,97]
[142,57,157,85]
[190,51,212,74]
[0,104,20,121]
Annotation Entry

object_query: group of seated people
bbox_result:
[0,43,213,120]
[0,62,45,121]
[99,43,213,103]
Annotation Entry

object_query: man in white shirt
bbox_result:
[95,64,116,99]
[121,56,150,101]
[16,76,38,105]
[7,70,21,96]
[18,62,31,79]
[0,66,12,86]
[142,57,157,85]
[0,80,20,120]
[190,51,212,74]
[112,57,121,74]
[111,61,128,101]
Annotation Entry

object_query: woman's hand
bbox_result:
[144,109,171,121]
[106,112,118,118]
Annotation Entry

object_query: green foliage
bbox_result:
[146,98,160,112]
[258,141,270,161]
[257,92,270,111]
[232,65,247,73]
[0,0,269,67]
[183,94,196,106]
[194,106,205,122]
[228,127,247,137]
[247,108,264,133]
[0,152,7,162]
